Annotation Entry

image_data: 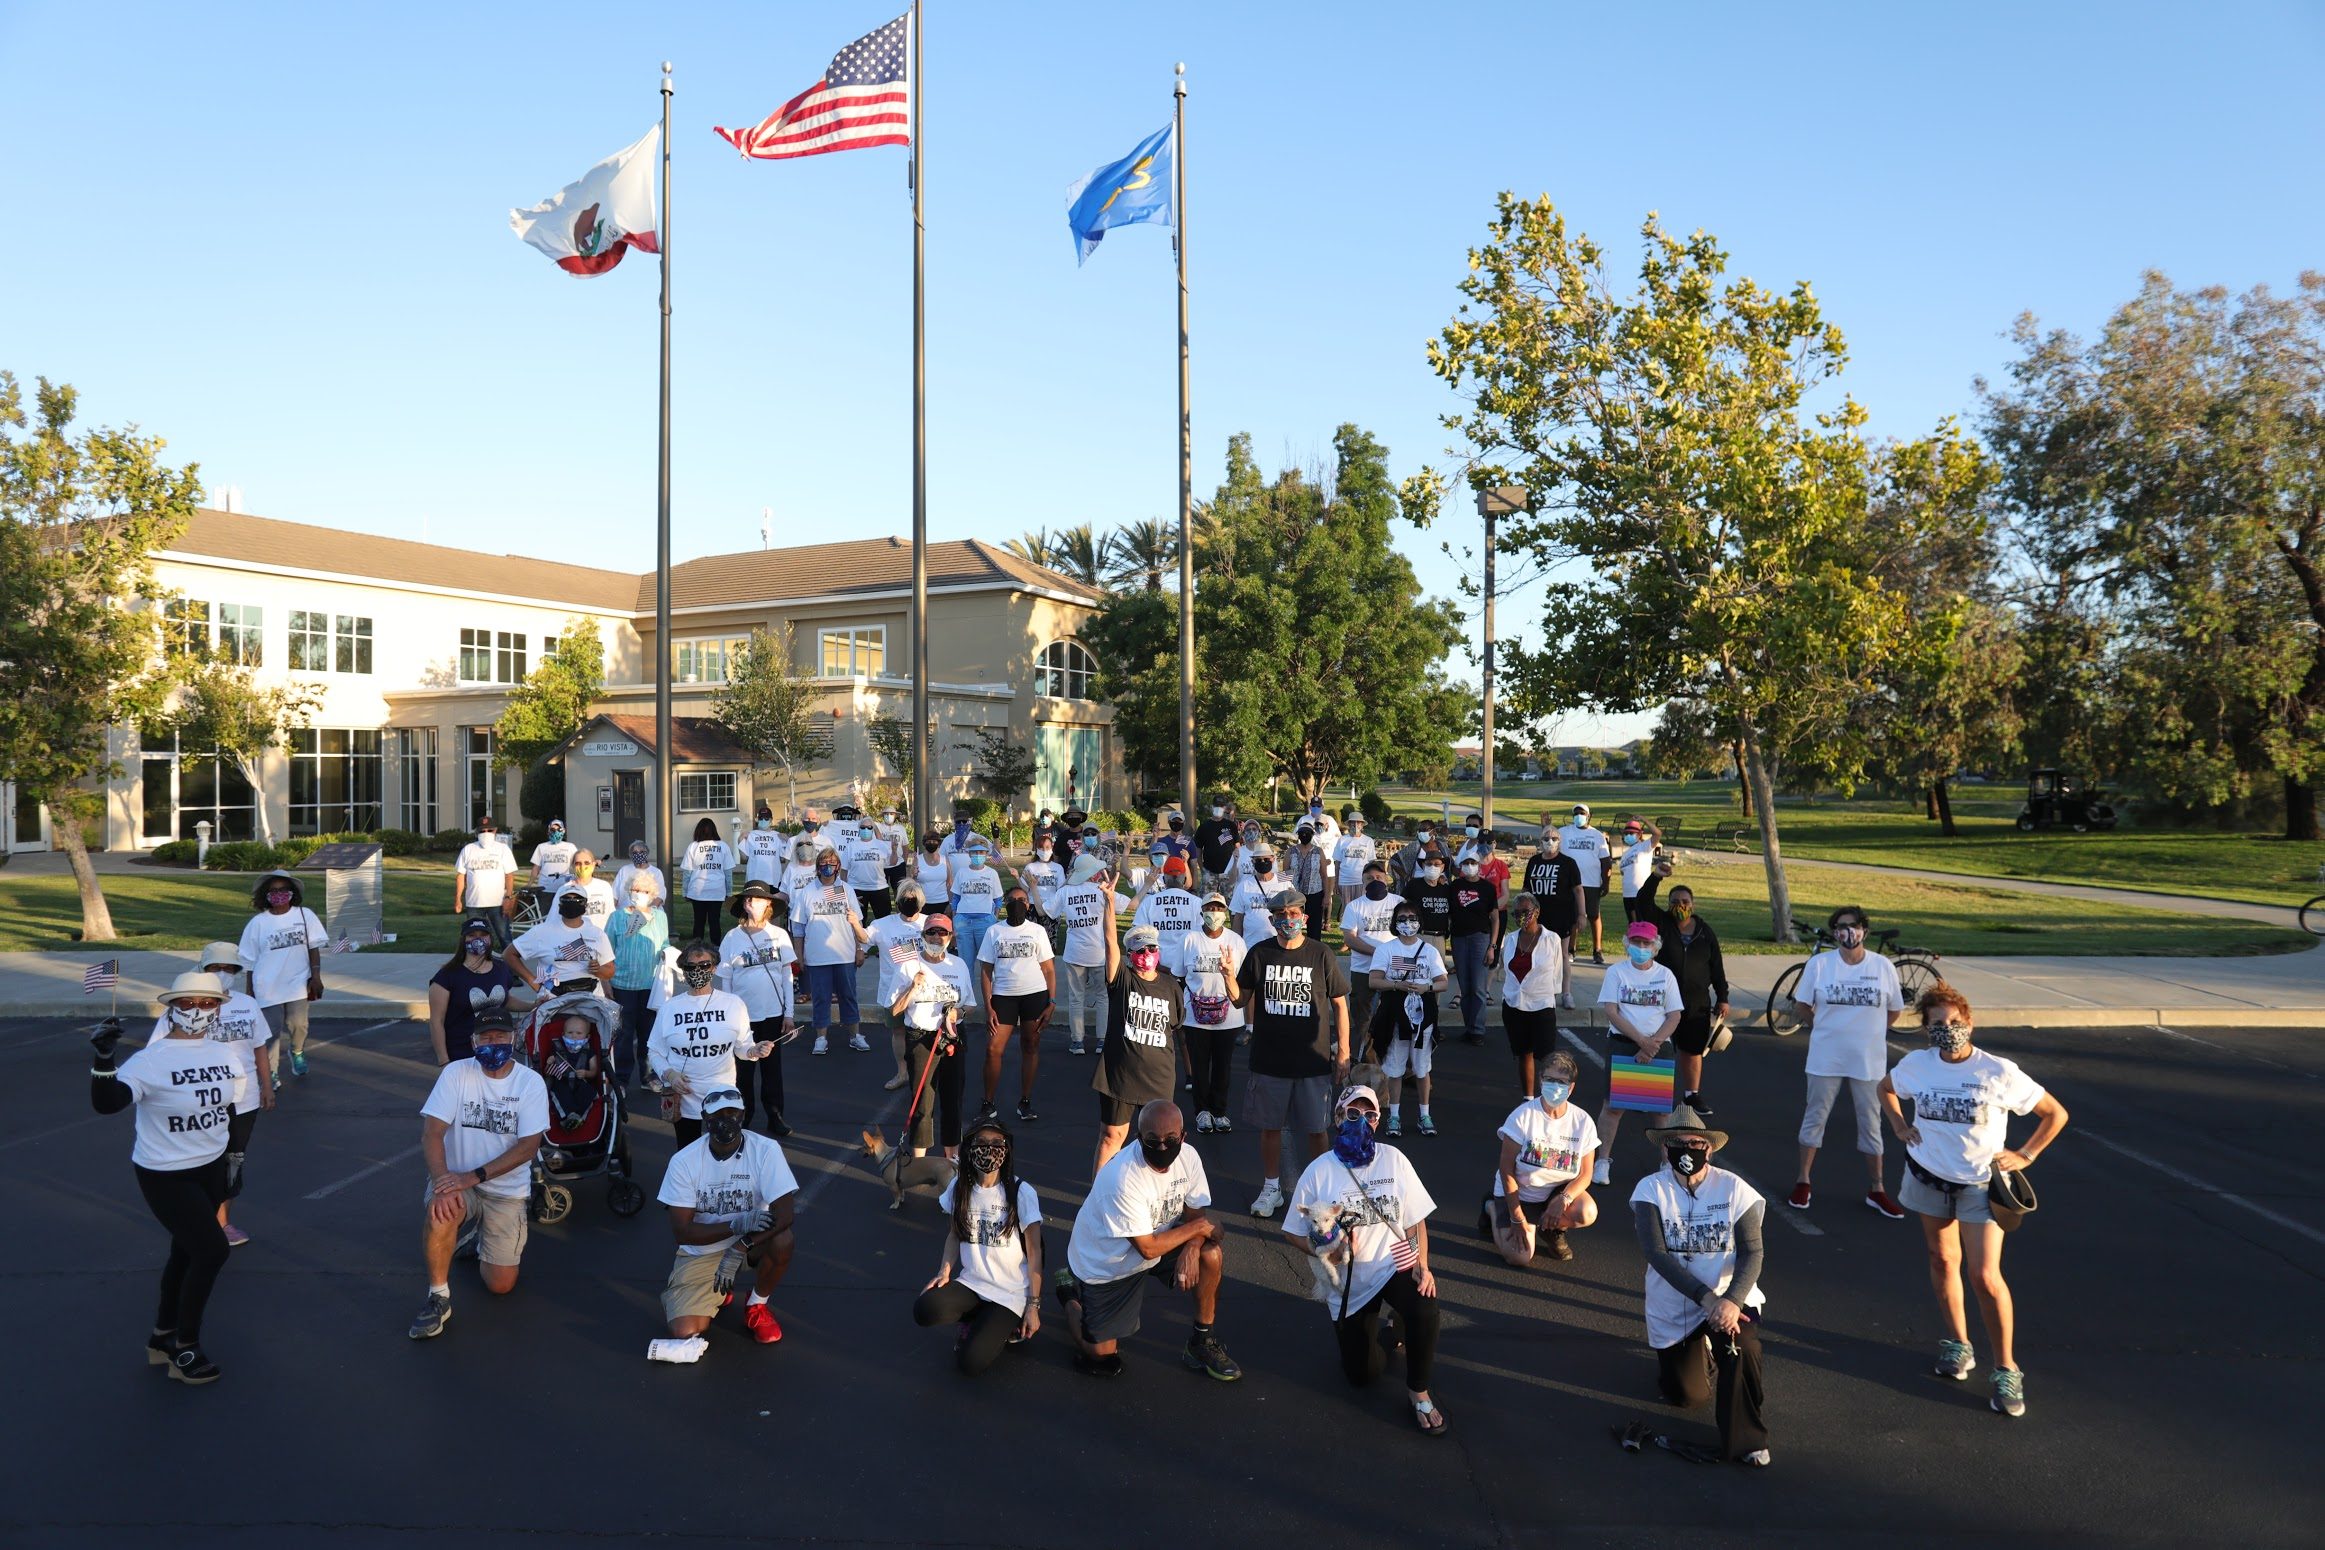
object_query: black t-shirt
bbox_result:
[1406,880,1456,938]
[1193,817,1238,874]
[429,959,517,1059]
[1094,965,1183,1106]
[1235,937,1351,1078]
[1448,878,1499,936]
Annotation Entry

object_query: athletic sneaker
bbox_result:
[1786,1183,1813,1210]
[1385,1115,1404,1139]
[812,1035,830,1056]
[1935,1338,1976,1381]
[1182,1334,1244,1382]
[1016,1099,1039,1124]
[222,1224,251,1248]
[1991,1367,2026,1418]
[743,1303,784,1345]
[1739,1449,1772,1467]
[847,1032,872,1053]
[1591,1157,1612,1188]
[407,1291,452,1340]
[289,1051,308,1077]
[1195,1111,1214,1133]
[1249,1180,1284,1217]
[165,1341,220,1385]
[1865,1189,1906,1220]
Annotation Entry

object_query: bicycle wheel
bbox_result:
[2301,896,2325,937]
[1765,962,1806,1036]
[1893,952,1942,1006]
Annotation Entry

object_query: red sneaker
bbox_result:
[743,1302,784,1344]
[1865,1189,1906,1220]
[1786,1183,1813,1210]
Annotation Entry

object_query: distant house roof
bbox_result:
[566,713,752,765]
[646,536,1104,612]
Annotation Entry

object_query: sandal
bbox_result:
[1411,1397,1448,1436]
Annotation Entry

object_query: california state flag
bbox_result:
[509,125,661,275]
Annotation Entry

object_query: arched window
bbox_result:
[1035,640,1098,700]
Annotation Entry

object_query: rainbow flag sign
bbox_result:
[1607,1053,1677,1114]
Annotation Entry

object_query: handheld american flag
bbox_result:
[83,959,120,994]
[715,14,911,161]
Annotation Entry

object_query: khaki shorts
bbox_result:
[661,1247,730,1322]
[426,1184,530,1267]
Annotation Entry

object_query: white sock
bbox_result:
[747,1291,769,1307]
[428,1283,450,1299]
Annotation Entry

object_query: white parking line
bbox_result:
[305,1144,423,1201]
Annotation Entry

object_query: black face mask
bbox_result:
[1139,1134,1182,1171]
[1667,1144,1709,1178]
[965,1143,1007,1175]
[680,960,717,990]
[1364,880,1387,900]
[1004,899,1028,926]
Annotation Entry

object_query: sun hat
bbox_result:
[1644,1104,1729,1153]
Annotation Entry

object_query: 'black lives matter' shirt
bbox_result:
[1236,937,1351,1078]
[1094,964,1184,1107]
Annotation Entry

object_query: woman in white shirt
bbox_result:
[1880,983,2068,1420]
[912,1114,1043,1375]
[680,818,737,942]
[1497,892,1567,1098]
[88,972,247,1385]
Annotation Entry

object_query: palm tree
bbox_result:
[1104,518,1179,592]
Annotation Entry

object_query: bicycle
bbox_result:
[2301,865,2325,937]
[1764,917,1942,1036]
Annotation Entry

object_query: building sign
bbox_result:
[582,738,639,758]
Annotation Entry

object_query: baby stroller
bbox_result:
[520,991,647,1221]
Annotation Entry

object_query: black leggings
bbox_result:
[739,1019,787,1130]
[912,1281,1021,1375]
[1657,1319,1768,1459]
[1337,1268,1439,1392]
[690,900,723,940]
[134,1157,231,1342]
[905,1034,966,1152]
[1186,1025,1237,1116]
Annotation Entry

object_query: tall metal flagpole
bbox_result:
[910,1,931,833]
[1174,63,1196,821]
[655,63,676,874]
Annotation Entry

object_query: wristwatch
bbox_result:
[472,1166,489,1186]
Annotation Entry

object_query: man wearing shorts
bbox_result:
[409,1009,548,1339]
[979,885,1057,1123]
[1057,1099,1240,1381]
[657,1086,799,1348]
[1234,895,1350,1219]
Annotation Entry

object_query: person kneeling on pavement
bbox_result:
[1630,1105,1771,1466]
[1484,1050,1600,1268]
[1056,1099,1240,1381]
[410,1009,549,1340]
[658,1086,800,1349]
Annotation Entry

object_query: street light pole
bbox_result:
[1476,486,1527,839]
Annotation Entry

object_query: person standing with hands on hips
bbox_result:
[237,871,324,1081]
[1591,922,1683,1188]
[407,1007,549,1342]
[1235,894,1351,1219]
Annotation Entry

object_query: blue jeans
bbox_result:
[1452,932,1493,1040]
[953,914,994,984]
[807,961,860,1030]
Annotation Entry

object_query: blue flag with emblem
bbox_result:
[1066,123,1174,265]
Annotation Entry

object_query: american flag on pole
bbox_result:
[82,959,119,993]
[714,14,911,161]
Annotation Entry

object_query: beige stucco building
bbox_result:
[0,507,1119,857]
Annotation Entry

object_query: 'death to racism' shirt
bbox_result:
[1236,937,1350,1079]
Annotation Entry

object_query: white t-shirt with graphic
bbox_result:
[1630,1165,1767,1350]
[978,919,1054,997]
[1889,1047,2047,1185]
[456,841,517,908]
[1132,889,1206,976]
[937,1177,1044,1314]
[1597,959,1684,1042]
[716,924,797,1023]
[419,1059,550,1199]
[1557,822,1610,888]
[647,988,756,1118]
[793,883,863,966]
[896,954,975,1031]
[114,1037,244,1170]
[1796,949,1904,1082]
[1495,1100,1601,1202]
[237,907,326,1008]
[1284,1146,1436,1314]
[1052,881,1120,967]
[1067,1141,1212,1285]
[1178,927,1247,1031]
[657,1131,800,1256]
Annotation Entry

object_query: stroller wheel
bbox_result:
[537,1184,574,1226]
[608,1179,648,1217]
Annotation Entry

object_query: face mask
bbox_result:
[266,889,293,908]
[1835,925,1866,948]
[1210,806,1223,818]
[1626,944,1656,967]
[921,938,951,960]
[560,1031,589,1054]
[1928,1021,1972,1056]
[1395,919,1420,939]
[1364,880,1387,901]
[1201,908,1229,930]
[1667,1144,1708,1178]
[1330,1113,1378,1168]
[966,1142,1007,1175]
[1004,899,1029,925]
[1130,948,1160,973]
[463,935,492,956]
[680,961,716,991]
[706,1113,745,1150]
[817,863,838,880]
[1139,1134,1182,1171]
[167,1003,219,1037]
[473,1042,515,1073]
[1539,1079,1573,1107]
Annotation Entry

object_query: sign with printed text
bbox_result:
[582,739,639,757]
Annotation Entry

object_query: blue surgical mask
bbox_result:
[1626,944,1656,967]
[473,1042,515,1073]
[1539,1079,1572,1107]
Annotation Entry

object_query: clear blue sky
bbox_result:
[6,1,2322,746]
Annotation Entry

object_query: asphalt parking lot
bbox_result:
[5,1002,2320,1548]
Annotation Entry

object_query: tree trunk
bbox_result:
[1731,741,1753,822]
[1932,778,1957,838]
[2289,774,2320,843]
[49,806,117,942]
[1737,718,1793,944]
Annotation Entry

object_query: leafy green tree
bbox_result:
[711,628,823,818]
[495,617,605,770]
[0,373,201,940]
[167,657,324,846]
[1982,271,2325,839]
[1416,198,1989,938]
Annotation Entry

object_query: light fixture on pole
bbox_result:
[1475,485,1527,838]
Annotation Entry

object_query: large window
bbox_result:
[334,614,373,675]
[673,635,749,685]
[459,628,527,684]
[1035,639,1098,700]
[139,731,256,843]
[819,624,886,677]
[217,603,263,665]
[289,729,383,835]
[677,771,738,812]
[396,727,439,835]
[464,728,497,827]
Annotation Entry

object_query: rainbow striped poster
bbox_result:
[1608,1054,1677,1114]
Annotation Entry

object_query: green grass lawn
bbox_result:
[0,866,468,954]
[1380,779,2325,910]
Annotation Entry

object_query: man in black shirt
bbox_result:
[1231,894,1349,1219]
[1193,795,1240,894]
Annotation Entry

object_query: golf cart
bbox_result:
[2015,769,2118,833]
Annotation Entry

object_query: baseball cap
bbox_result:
[700,1086,746,1116]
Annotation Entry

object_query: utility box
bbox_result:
[299,841,385,947]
